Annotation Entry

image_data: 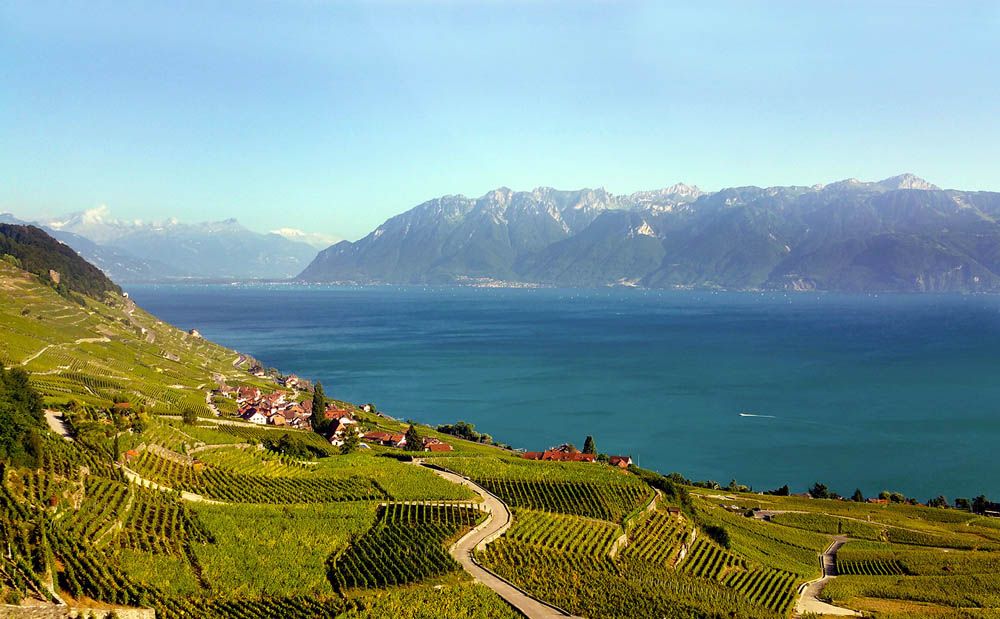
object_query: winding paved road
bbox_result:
[421,464,583,619]
[794,536,860,617]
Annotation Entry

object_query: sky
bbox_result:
[2,1,999,242]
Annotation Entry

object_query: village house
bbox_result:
[327,414,359,446]
[361,431,406,448]
[237,386,261,403]
[422,437,454,452]
[608,456,633,468]
[241,407,268,425]
[214,384,237,398]
[522,443,597,463]
[523,450,596,463]
[324,407,354,421]
[261,392,286,409]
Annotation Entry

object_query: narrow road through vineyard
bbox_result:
[419,463,583,619]
[794,535,860,616]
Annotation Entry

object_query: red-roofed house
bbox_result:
[324,408,354,421]
[422,437,453,452]
[362,431,406,448]
[522,450,596,463]
[608,456,633,468]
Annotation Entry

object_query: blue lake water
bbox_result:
[126,284,1000,500]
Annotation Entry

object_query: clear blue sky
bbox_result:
[2,1,998,241]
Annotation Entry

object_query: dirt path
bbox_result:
[44,410,73,441]
[21,344,53,365]
[794,536,860,617]
[756,507,935,537]
[419,463,582,619]
[205,390,221,417]
[120,466,226,505]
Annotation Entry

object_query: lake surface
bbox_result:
[126,284,1000,500]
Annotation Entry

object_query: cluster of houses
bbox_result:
[359,430,453,452]
[223,385,313,429]
[522,444,632,468]
[214,382,458,453]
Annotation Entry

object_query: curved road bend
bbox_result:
[420,464,584,619]
[794,536,860,617]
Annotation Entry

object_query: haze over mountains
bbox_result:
[6,174,1000,292]
[0,207,317,281]
[300,174,1000,293]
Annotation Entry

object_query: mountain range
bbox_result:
[299,174,1000,293]
[0,207,317,281]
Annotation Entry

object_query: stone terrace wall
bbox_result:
[0,605,155,619]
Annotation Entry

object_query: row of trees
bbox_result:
[807,482,994,513]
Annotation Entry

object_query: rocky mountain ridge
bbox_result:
[300,175,1000,292]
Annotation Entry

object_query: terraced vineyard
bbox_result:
[618,510,689,565]
[328,503,484,590]
[62,476,132,542]
[479,538,782,619]
[474,478,651,522]
[504,508,621,556]
[129,450,387,503]
[119,486,215,555]
[836,558,907,576]
[195,446,318,478]
[720,568,798,614]
[678,536,747,579]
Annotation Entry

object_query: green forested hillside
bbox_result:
[0,224,122,299]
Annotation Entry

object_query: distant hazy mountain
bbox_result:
[4,207,318,281]
[269,227,341,249]
[299,174,1000,292]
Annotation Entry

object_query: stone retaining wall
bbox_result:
[0,605,154,619]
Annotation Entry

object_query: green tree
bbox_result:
[181,406,198,425]
[928,495,948,508]
[704,525,730,549]
[809,482,830,499]
[340,426,360,455]
[851,488,864,502]
[582,435,596,454]
[972,495,990,514]
[0,365,46,467]
[403,425,422,452]
[311,382,327,431]
[765,484,789,496]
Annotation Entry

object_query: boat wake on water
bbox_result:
[739,412,776,419]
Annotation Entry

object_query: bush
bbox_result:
[703,524,731,549]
